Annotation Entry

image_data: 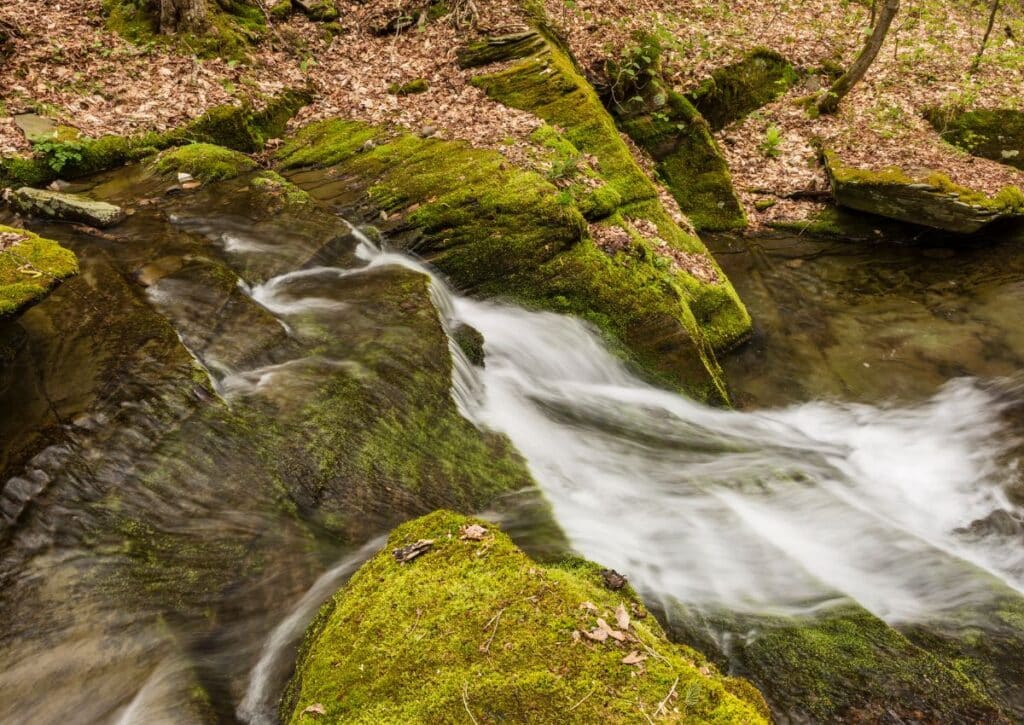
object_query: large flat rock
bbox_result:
[9,187,125,228]
[0,225,78,318]
[825,150,1024,233]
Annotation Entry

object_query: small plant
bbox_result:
[547,152,581,182]
[33,139,85,174]
[760,124,784,158]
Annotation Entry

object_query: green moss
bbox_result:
[152,143,256,182]
[606,36,745,232]
[283,511,769,724]
[826,149,1024,214]
[387,78,430,95]
[686,48,798,131]
[452,323,485,366]
[278,119,742,402]
[926,107,1024,171]
[676,602,1006,722]
[270,0,293,20]
[249,170,316,211]
[0,92,308,189]
[101,0,265,61]
[0,225,79,318]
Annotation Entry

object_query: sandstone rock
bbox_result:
[9,187,126,228]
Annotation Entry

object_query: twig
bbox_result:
[654,676,680,717]
[462,682,480,725]
[479,607,505,654]
[568,686,597,711]
[638,702,655,725]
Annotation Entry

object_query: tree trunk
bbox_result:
[817,0,900,115]
[159,0,207,34]
[971,0,1001,73]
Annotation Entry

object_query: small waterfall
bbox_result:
[237,536,385,725]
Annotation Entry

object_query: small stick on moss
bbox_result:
[479,607,505,653]
[568,686,597,711]
[654,676,680,717]
[462,682,480,725]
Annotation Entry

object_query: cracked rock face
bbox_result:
[9,187,126,228]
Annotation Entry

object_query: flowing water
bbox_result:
[2,168,1024,722]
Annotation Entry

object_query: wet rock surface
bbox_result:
[8,186,126,227]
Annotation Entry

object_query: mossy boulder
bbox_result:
[825,149,1024,233]
[605,37,745,232]
[282,511,770,724]
[927,107,1024,171]
[0,225,78,318]
[8,187,126,227]
[686,49,798,131]
[151,143,256,182]
[278,118,738,402]
[672,603,1007,722]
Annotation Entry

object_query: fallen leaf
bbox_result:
[459,523,487,541]
[621,650,647,665]
[600,569,627,590]
[302,703,327,717]
[579,601,598,612]
[614,603,630,630]
[583,627,608,642]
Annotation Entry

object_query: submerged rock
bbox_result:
[824,150,1024,233]
[0,224,78,318]
[9,187,125,227]
[282,511,770,724]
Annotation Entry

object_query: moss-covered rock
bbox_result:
[825,148,1024,233]
[927,107,1024,171]
[686,49,798,131]
[278,118,738,402]
[294,0,339,21]
[452,27,753,397]
[151,143,256,182]
[0,90,309,190]
[671,602,1007,722]
[387,78,429,95]
[605,37,746,232]
[0,225,78,318]
[452,322,485,366]
[282,511,770,724]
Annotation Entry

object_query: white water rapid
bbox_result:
[237,234,1023,722]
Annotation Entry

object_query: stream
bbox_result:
[1,168,1023,723]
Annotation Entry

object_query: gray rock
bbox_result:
[824,150,1022,234]
[10,187,126,228]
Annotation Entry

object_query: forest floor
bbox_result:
[1,0,1022,227]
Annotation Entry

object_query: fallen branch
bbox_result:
[654,676,680,717]
[781,188,833,201]
[479,607,505,653]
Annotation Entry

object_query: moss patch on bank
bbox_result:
[283,511,770,724]
[101,0,265,62]
[0,225,78,318]
[0,90,309,190]
[151,143,256,182]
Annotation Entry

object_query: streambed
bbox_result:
[1,165,1023,722]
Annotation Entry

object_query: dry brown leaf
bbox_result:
[459,523,487,541]
[614,603,630,630]
[621,650,647,665]
[583,627,608,642]
[302,703,327,717]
